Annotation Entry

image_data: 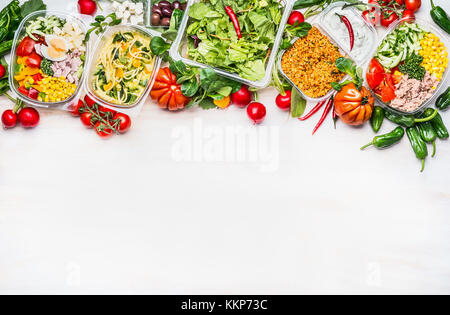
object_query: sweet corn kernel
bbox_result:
[419,32,448,81]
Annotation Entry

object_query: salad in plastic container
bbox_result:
[85,25,161,116]
[170,0,294,89]
[278,24,356,103]
[366,18,449,115]
[9,10,89,110]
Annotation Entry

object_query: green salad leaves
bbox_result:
[186,0,284,82]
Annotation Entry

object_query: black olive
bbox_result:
[162,7,173,18]
[158,1,171,9]
[172,1,181,10]
[151,13,161,26]
[161,17,171,27]
[152,5,162,16]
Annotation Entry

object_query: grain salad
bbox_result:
[281,27,345,98]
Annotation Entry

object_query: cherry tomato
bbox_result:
[381,9,399,27]
[80,112,94,128]
[84,94,96,108]
[393,0,404,5]
[94,122,113,139]
[16,37,36,57]
[275,90,292,111]
[247,102,266,124]
[0,64,5,79]
[18,108,40,128]
[2,110,18,129]
[78,0,97,15]
[362,8,380,26]
[405,0,421,12]
[25,52,42,68]
[402,9,416,22]
[98,105,116,118]
[288,11,305,26]
[27,88,39,100]
[70,100,85,117]
[231,85,252,107]
[113,113,132,134]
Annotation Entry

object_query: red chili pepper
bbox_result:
[298,99,326,121]
[312,96,334,135]
[336,13,354,51]
[225,6,242,39]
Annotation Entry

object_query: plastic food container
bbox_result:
[365,18,450,115]
[278,24,356,103]
[169,0,294,89]
[84,24,162,117]
[147,0,187,29]
[319,1,378,65]
[8,10,90,111]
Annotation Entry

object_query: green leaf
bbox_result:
[291,89,307,118]
[181,80,200,98]
[20,0,46,18]
[198,98,218,110]
[150,37,171,56]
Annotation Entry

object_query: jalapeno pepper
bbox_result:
[430,0,450,34]
[417,121,438,157]
[384,109,438,127]
[436,87,450,111]
[424,108,449,139]
[293,0,325,9]
[370,106,385,133]
[406,127,428,173]
[361,127,405,150]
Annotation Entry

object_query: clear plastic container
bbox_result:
[169,0,294,89]
[147,0,187,29]
[84,24,162,117]
[365,18,450,115]
[278,24,357,103]
[8,10,90,111]
[319,1,378,66]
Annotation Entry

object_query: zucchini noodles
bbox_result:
[93,31,156,106]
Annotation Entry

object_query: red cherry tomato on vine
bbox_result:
[78,0,97,16]
[275,90,292,111]
[84,95,96,108]
[393,0,404,5]
[405,0,421,13]
[381,9,399,28]
[402,9,416,22]
[247,102,266,124]
[362,8,380,26]
[231,85,252,107]
[70,100,85,117]
[80,112,94,128]
[288,11,304,26]
[95,122,113,139]
[113,113,132,134]
[0,64,5,79]
[98,105,116,118]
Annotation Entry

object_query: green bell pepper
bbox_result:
[424,108,449,139]
[361,127,405,150]
[436,87,450,111]
[384,109,438,127]
[406,126,429,173]
[370,106,385,133]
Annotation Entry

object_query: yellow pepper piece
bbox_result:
[132,59,141,68]
[214,96,231,109]
[116,68,124,78]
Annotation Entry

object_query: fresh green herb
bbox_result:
[399,53,426,81]
[85,13,122,43]
[40,59,54,76]
[20,0,46,18]
[331,57,363,91]
[281,22,312,50]
[150,36,172,56]
[291,88,307,118]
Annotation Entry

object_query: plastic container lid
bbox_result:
[8,10,90,111]
[169,0,294,89]
[365,18,450,115]
[84,24,162,117]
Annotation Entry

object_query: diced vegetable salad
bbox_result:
[367,22,448,113]
[185,0,284,82]
[13,15,86,103]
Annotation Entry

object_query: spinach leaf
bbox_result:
[150,37,171,56]
[291,88,307,118]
